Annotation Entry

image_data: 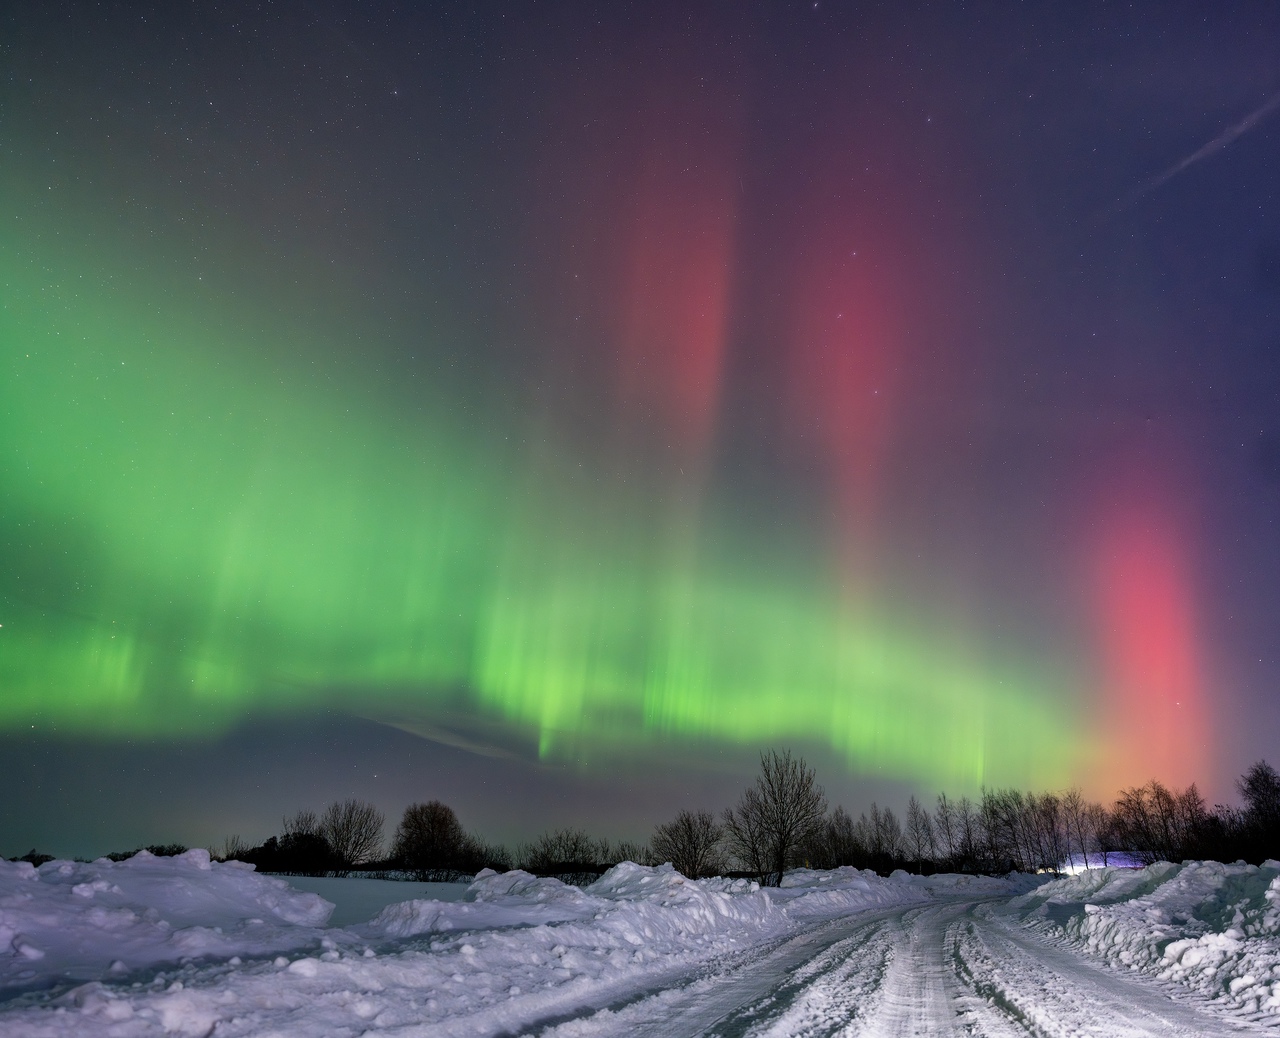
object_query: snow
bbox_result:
[276,876,469,928]
[2,851,1277,1035]
[0,850,334,993]
[1008,858,1280,1016]
[1058,851,1148,875]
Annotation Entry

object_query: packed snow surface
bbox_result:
[2,852,1277,1036]
[1008,857,1280,1016]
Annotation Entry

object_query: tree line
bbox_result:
[205,753,1278,886]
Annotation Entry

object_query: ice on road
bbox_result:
[2,853,1278,1036]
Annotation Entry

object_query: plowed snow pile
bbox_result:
[0,849,335,992]
[1010,859,1280,1017]
[1,853,1032,1036]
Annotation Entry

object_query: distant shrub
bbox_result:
[518,827,612,885]
[607,839,656,867]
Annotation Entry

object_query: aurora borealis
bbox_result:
[3,2,1279,856]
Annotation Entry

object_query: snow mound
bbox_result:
[367,862,787,940]
[1011,859,1280,1016]
[368,869,598,936]
[0,850,334,993]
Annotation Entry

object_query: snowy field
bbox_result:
[1,850,1277,1036]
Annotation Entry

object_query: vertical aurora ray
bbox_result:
[1088,476,1210,789]
[609,142,737,470]
[781,234,907,590]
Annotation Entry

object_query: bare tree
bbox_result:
[652,809,724,879]
[277,807,336,876]
[933,793,957,867]
[1238,760,1280,831]
[221,834,249,862]
[1111,780,1207,865]
[1061,788,1092,871]
[723,786,771,882]
[821,805,863,868]
[830,806,862,866]
[468,837,514,873]
[954,796,979,871]
[905,795,935,871]
[865,803,903,863]
[608,840,656,867]
[394,801,469,880]
[283,809,321,839]
[1086,801,1113,867]
[518,827,609,884]
[725,750,827,886]
[1037,792,1068,873]
[321,798,384,876]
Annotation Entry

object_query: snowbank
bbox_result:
[0,854,1044,1036]
[0,850,333,994]
[279,875,469,928]
[1009,859,1280,1016]
[366,863,788,940]
[773,865,1042,919]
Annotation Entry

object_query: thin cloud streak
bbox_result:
[1109,91,1280,215]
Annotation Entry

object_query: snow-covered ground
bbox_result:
[1006,858,1280,1017]
[275,876,470,928]
[1,850,1277,1036]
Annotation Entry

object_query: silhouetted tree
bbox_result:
[854,802,903,871]
[518,827,610,884]
[321,798,384,876]
[802,805,864,869]
[1111,781,1207,865]
[279,831,337,875]
[954,796,979,871]
[725,750,827,886]
[394,801,469,880]
[652,809,724,878]
[827,805,863,867]
[607,840,656,867]
[723,786,771,882]
[220,834,249,863]
[283,809,321,839]
[905,795,935,872]
[1239,760,1280,855]
[1061,788,1091,870]
[933,794,958,868]
[464,837,513,874]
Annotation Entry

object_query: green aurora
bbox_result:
[1,200,1083,794]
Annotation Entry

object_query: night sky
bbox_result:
[3,1,1279,859]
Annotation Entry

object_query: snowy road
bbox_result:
[506,898,1273,1038]
[5,857,1279,1036]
